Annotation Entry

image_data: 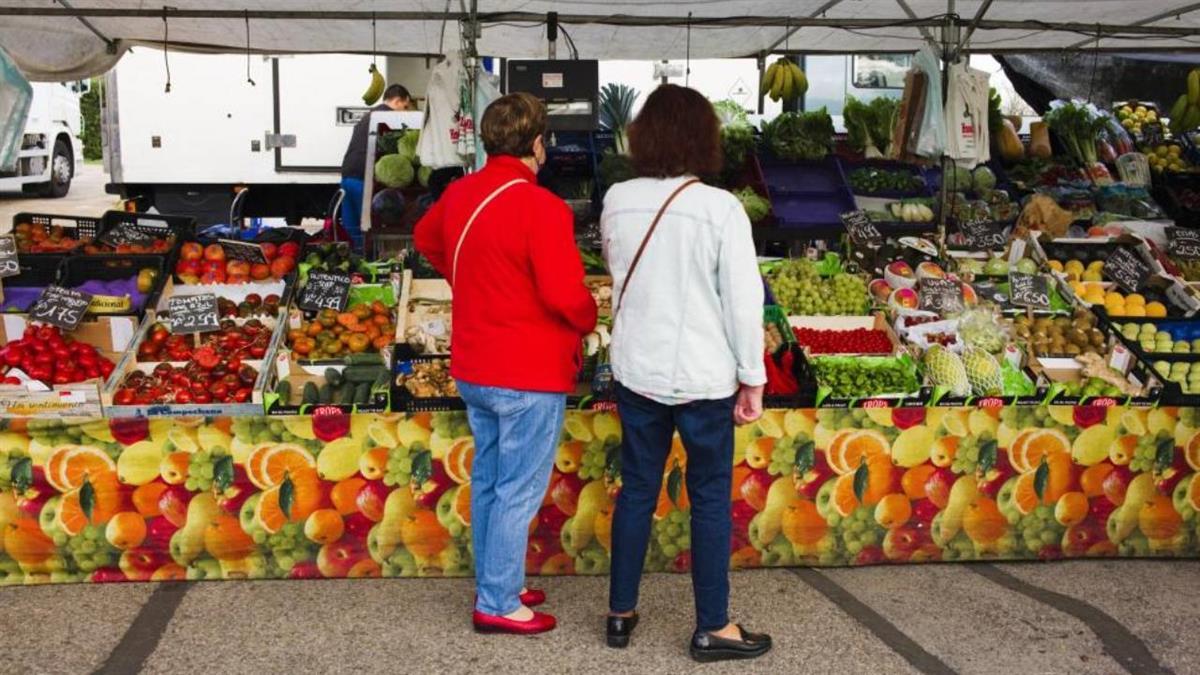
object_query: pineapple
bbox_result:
[924,345,971,397]
[961,346,1004,396]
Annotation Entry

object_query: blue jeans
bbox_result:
[339,176,365,253]
[609,383,735,632]
[457,380,566,616]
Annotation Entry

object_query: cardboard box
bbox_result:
[396,271,452,356]
[788,313,902,356]
[0,315,137,418]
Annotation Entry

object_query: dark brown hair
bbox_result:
[480,92,547,158]
[628,84,722,178]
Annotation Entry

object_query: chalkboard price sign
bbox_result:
[1104,247,1152,293]
[168,294,221,334]
[98,224,157,248]
[219,239,268,264]
[1167,227,1200,260]
[29,286,92,331]
[1009,272,1050,309]
[842,210,882,247]
[960,218,1007,250]
[297,272,351,312]
[918,278,964,314]
[0,235,19,279]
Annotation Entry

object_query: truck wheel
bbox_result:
[40,139,73,198]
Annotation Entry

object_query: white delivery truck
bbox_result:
[102,48,434,223]
[0,81,82,198]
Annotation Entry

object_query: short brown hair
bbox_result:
[628,84,722,178]
[480,92,547,157]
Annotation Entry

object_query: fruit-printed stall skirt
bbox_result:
[0,406,1197,584]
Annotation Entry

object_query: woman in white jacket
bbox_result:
[601,84,771,663]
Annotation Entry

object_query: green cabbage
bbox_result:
[734,187,771,223]
[417,165,433,188]
[972,166,997,193]
[397,129,420,160]
[375,154,415,188]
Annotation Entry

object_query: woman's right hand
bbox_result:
[733,384,764,425]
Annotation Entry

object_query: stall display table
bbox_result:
[1,405,1196,585]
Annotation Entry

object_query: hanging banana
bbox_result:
[362,64,385,105]
[759,56,808,105]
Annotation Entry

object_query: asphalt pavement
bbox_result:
[0,163,119,229]
[0,559,1196,674]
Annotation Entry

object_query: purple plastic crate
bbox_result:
[842,159,934,199]
[772,191,857,229]
[760,157,849,195]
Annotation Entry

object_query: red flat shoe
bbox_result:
[473,589,546,608]
[520,588,546,607]
[473,610,557,635]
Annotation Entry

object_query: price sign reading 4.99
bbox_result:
[29,286,92,331]
[168,294,221,334]
[0,235,19,279]
[1009,272,1050,310]
[297,271,351,312]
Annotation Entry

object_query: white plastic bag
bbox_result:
[914,46,946,159]
[944,61,992,168]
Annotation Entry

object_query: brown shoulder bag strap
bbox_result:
[614,178,701,322]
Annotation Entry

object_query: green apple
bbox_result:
[815,481,836,520]
[1173,475,1196,522]
[1015,257,1039,274]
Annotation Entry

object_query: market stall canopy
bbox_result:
[5,1,1200,80]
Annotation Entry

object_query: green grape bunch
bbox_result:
[836,506,882,557]
[1017,505,1064,555]
[384,443,418,487]
[580,437,618,481]
[769,259,869,316]
[185,450,218,492]
[1130,431,1171,473]
[66,525,118,574]
[653,509,691,560]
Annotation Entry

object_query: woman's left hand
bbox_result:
[734,385,764,425]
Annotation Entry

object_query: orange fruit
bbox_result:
[1054,491,1088,527]
[246,444,274,488]
[131,482,169,517]
[1043,452,1075,503]
[254,469,323,533]
[55,446,117,491]
[57,472,122,535]
[261,446,317,488]
[862,453,897,506]
[105,512,147,550]
[400,510,451,559]
[3,519,55,566]
[304,509,345,545]
[1012,472,1043,515]
[732,465,751,500]
[453,485,472,527]
[443,439,475,485]
[358,448,390,482]
[1186,432,1200,471]
[1009,429,1070,473]
[159,452,190,485]
[874,493,911,529]
[151,563,187,581]
[1079,463,1114,498]
[45,447,74,492]
[781,499,826,545]
[962,497,1007,544]
[654,479,690,519]
[1110,435,1137,466]
[827,429,888,475]
[1189,474,1200,511]
[331,477,367,516]
[930,436,959,467]
[833,474,859,517]
[1138,494,1182,540]
[204,515,256,561]
[901,465,936,500]
[731,545,761,569]
[348,559,382,578]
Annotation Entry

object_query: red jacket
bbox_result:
[414,156,597,393]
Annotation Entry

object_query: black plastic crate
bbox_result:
[11,212,100,256]
[0,255,66,312]
[91,210,194,254]
[392,355,464,411]
[60,254,168,318]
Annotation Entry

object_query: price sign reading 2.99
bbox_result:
[29,286,92,331]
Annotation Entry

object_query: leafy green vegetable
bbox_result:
[1044,99,1108,167]
[599,83,639,154]
[733,187,771,223]
[375,154,415,188]
[713,99,750,128]
[762,109,835,161]
[988,87,1004,137]
[972,166,997,192]
[843,96,899,156]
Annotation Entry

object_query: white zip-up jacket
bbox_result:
[601,176,766,404]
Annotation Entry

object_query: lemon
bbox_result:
[1047,260,1064,273]
[756,413,784,439]
[563,415,594,442]
[1124,305,1146,317]
[316,437,363,481]
[996,422,1017,449]
[592,413,621,442]
[148,419,173,443]
[1047,406,1076,427]
[1148,408,1176,435]
[812,423,836,450]
[1169,144,1181,156]
[1158,145,1171,158]
[1104,291,1125,305]
[167,428,199,454]
[230,437,257,465]
[1072,424,1117,466]
[367,420,400,448]
[28,438,54,468]
[968,409,999,437]
[942,410,970,437]
[283,417,317,441]
[1125,293,1145,306]
[783,410,815,438]
[117,441,165,486]
[0,431,30,456]
[1120,409,1148,436]
[892,425,935,468]
[80,421,115,444]
[864,407,895,428]
[197,426,232,454]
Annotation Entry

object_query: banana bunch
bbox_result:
[362,64,385,105]
[1168,68,1200,134]
[760,57,808,104]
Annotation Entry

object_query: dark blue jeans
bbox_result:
[609,383,735,632]
[338,176,365,253]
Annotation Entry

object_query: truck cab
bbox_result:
[0,81,82,197]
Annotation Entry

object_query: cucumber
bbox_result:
[338,383,356,405]
[325,367,344,388]
[274,379,292,403]
[354,382,371,405]
[344,365,388,383]
[344,353,383,366]
[318,383,333,404]
[301,382,319,405]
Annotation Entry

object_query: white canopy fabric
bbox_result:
[3,1,1200,80]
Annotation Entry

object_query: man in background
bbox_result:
[340,84,412,252]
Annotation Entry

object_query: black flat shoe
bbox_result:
[606,612,639,648]
[689,625,772,662]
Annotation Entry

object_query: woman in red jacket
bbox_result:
[415,92,597,635]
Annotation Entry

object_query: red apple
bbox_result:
[910,498,939,526]
[278,241,301,259]
[1156,453,1190,496]
[225,260,251,278]
[739,469,773,512]
[413,462,455,509]
[260,242,278,260]
[317,540,365,578]
[794,451,834,500]
[671,550,692,572]
[203,243,225,262]
[1038,544,1063,560]
[1102,464,1133,506]
[1073,406,1107,429]
[342,512,374,542]
[355,480,390,522]
[977,451,1015,499]
[250,263,271,281]
[549,472,584,516]
[924,467,955,509]
[120,547,168,581]
[891,408,926,430]
[181,242,204,261]
[537,503,569,536]
[158,485,193,528]
[883,525,922,561]
[270,256,296,278]
[289,560,322,579]
[1088,494,1116,525]
[856,544,886,565]
[144,517,179,550]
[1061,521,1105,557]
[90,567,128,583]
[525,534,561,574]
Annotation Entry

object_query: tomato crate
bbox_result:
[285,283,399,367]
[0,315,136,418]
[788,314,901,357]
[11,212,100,257]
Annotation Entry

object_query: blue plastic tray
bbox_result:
[760,157,849,195]
[772,190,858,230]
